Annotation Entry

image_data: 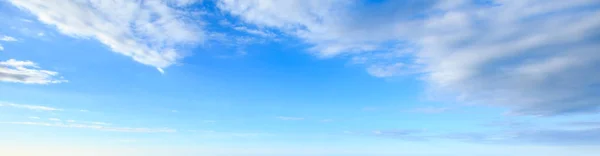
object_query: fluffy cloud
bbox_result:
[218,0,600,115]
[0,59,67,84]
[8,0,204,71]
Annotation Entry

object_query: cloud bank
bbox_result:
[218,0,600,116]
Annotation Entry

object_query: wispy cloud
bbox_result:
[0,59,67,84]
[219,0,600,116]
[367,63,404,78]
[0,102,62,111]
[277,116,304,121]
[372,129,427,141]
[364,123,600,145]
[8,0,204,72]
[233,26,276,38]
[0,35,17,42]
[0,121,175,133]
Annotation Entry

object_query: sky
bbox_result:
[0,0,600,156]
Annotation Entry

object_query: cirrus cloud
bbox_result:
[8,0,204,72]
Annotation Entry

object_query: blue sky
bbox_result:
[1,0,600,155]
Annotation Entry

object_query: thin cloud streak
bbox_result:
[0,121,175,133]
[0,59,67,84]
[0,102,62,111]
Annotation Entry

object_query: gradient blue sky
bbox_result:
[1,0,600,156]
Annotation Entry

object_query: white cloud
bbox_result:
[276,116,304,121]
[165,0,201,7]
[0,121,175,133]
[0,35,18,42]
[28,116,40,120]
[367,63,404,78]
[416,0,600,115]
[8,0,204,70]
[233,26,275,38]
[0,44,3,51]
[0,59,67,84]
[219,0,600,115]
[0,101,62,111]
[218,0,376,57]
